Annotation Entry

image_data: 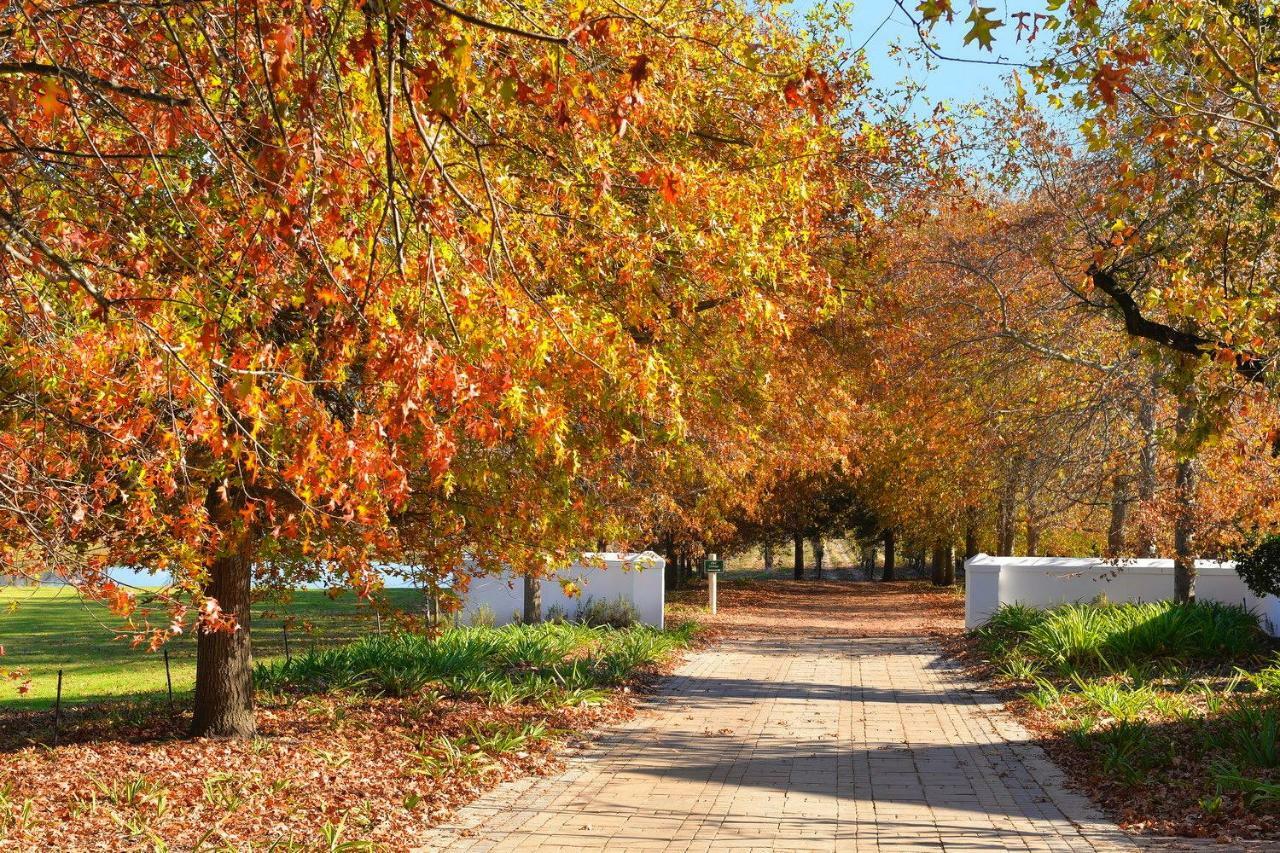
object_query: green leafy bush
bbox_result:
[1213,760,1280,810]
[1095,720,1154,783]
[1235,535,1280,598]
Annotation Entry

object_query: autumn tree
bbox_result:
[0,0,916,736]
[939,0,1280,597]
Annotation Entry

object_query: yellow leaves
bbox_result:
[916,0,955,25]
[502,384,527,416]
[1012,71,1028,111]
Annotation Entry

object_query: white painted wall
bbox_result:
[964,554,1280,636]
[456,552,666,628]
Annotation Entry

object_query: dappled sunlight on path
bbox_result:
[423,582,1156,852]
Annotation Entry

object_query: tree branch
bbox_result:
[0,61,191,107]
[421,0,569,45]
[1089,264,1267,381]
[1089,265,1210,355]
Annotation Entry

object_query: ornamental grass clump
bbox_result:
[256,620,694,707]
[977,600,1265,675]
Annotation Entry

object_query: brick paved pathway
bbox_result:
[424,634,1144,852]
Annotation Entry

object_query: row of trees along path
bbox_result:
[3,0,1279,739]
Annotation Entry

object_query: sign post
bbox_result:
[704,553,723,614]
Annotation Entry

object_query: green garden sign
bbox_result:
[704,559,723,573]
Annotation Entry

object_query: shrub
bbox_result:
[1095,720,1154,783]
[577,596,641,629]
[977,600,1264,674]
[1235,535,1280,598]
[974,604,1047,659]
[1070,675,1159,722]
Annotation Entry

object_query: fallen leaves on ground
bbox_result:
[0,655,692,849]
[668,575,964,639]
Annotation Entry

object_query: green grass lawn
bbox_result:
[0,585,428,710]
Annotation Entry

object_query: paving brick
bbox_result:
[421,636,1149,852]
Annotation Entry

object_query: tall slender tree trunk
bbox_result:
[881,529,896,581]
[762,541,774,573]
[811,536,824,579]
[1023,476,1040,557]
[523,573,542,623]
[1173,393,1200,603]
[793,534,804,580]
[1107,474,1130,556]
[964,508,980,560]
[1024,519,1040,557]
[1137,378,1160,557]
[192,488,257,739]
[664,535,677,591]
[997,464,1019,557]
[930,540,952,587]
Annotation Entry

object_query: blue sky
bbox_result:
[788,1,1048,115]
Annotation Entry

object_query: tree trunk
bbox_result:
[1023,477,1040,557]
[793,534,804,580]
[1107,474,1130,556]
[522,573,542,623]
[997,494,1016,556]
[192,494,257,739]
[811,536,824,579]
[996,458,1020,556]
[1137,380,1159,557]
[762,541,773,572]
[995,499,1007,556]
[964,509,980,560]
[664,535,677,591]
[1025,519,1040,557]
[930,540,951,587]
[1173,394,1200,603]
[882,529,895,581]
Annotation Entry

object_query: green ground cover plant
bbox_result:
[0,586,425,709]
[974,600,1280,839]
[256,621,698,708]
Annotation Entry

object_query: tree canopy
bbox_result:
[4,0,1280,735]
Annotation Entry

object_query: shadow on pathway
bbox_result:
[423,583,1167,852]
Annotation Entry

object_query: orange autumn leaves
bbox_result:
[0,0,905,642]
